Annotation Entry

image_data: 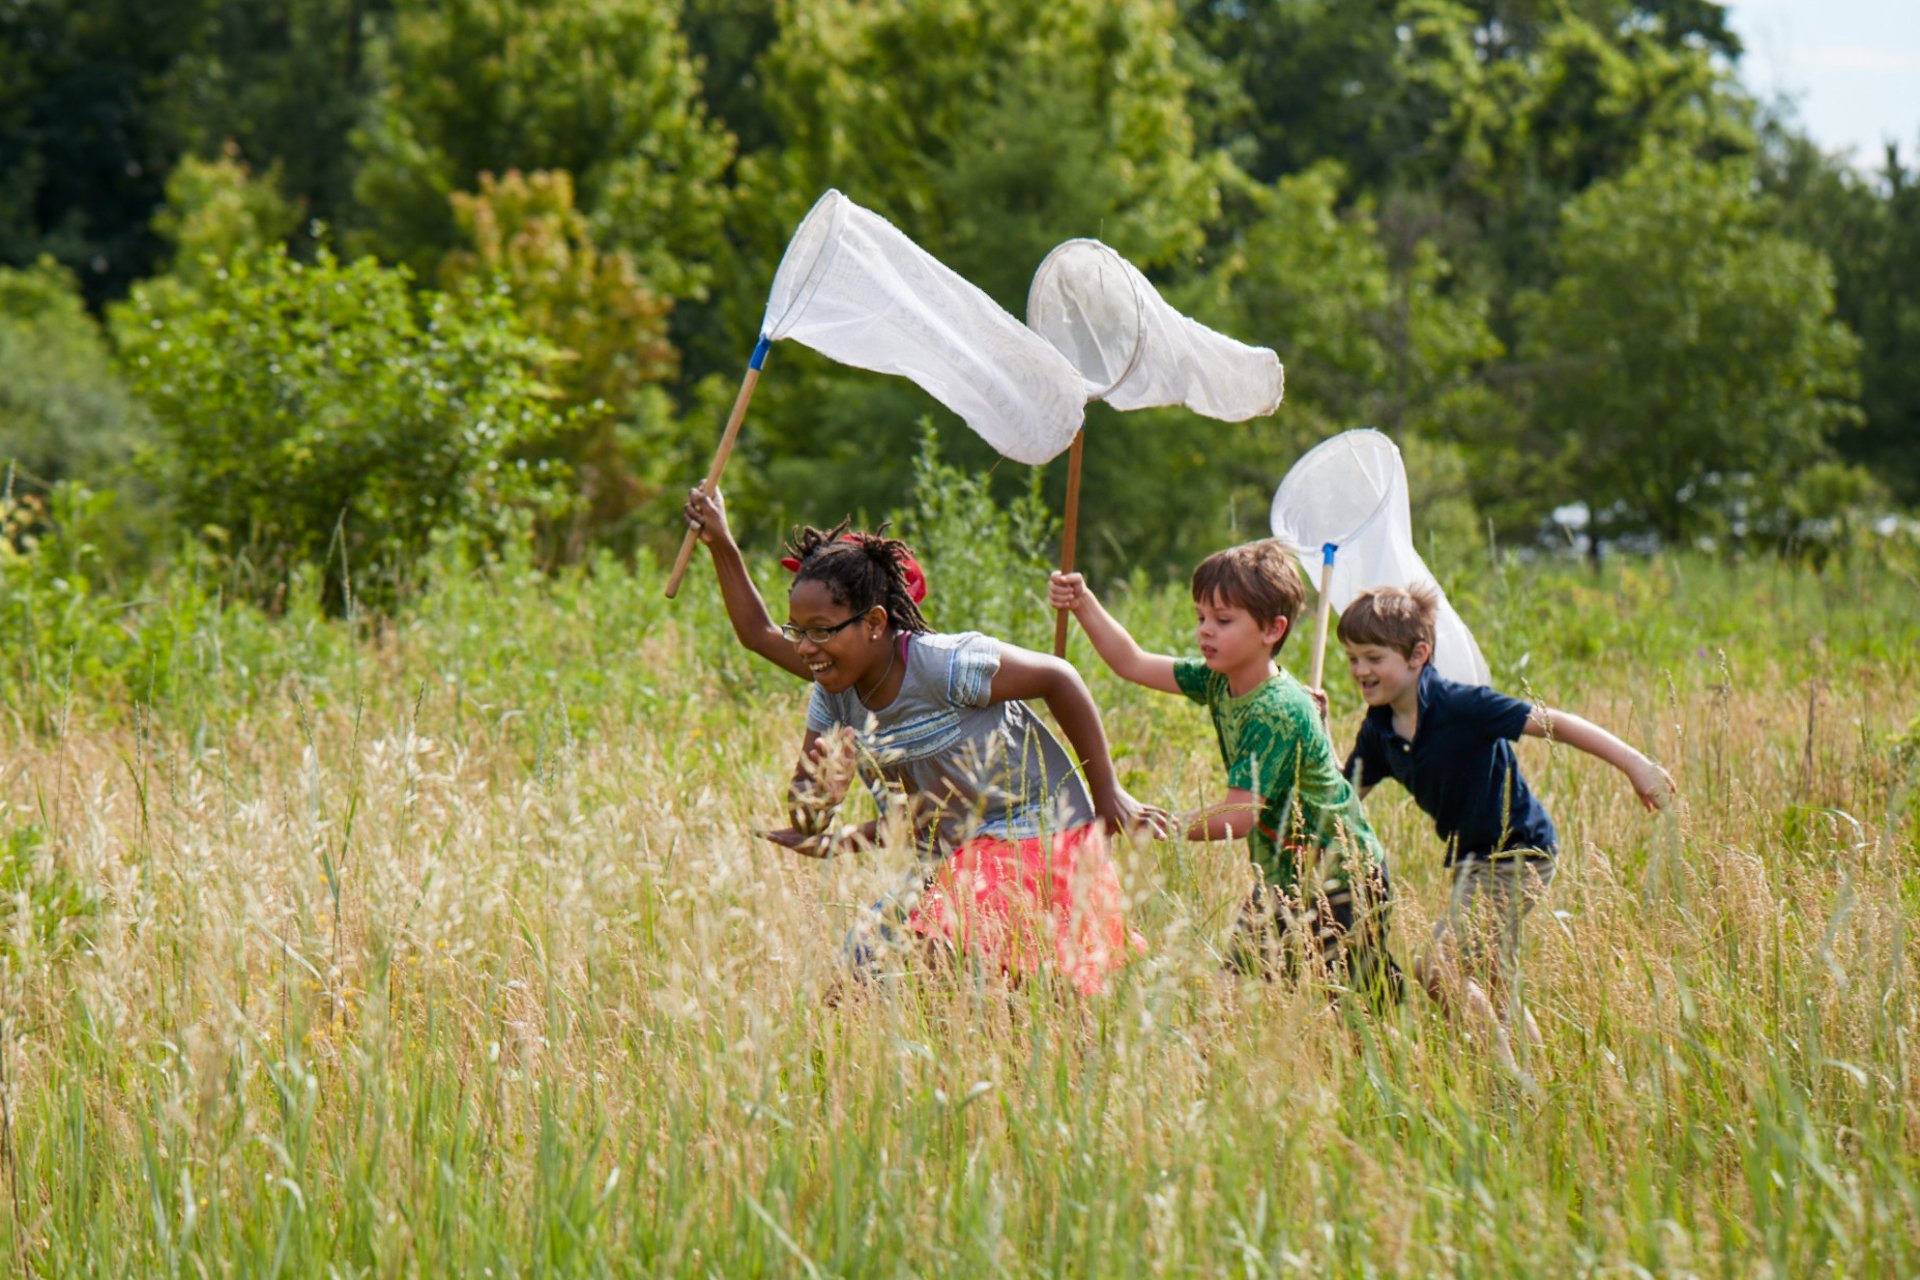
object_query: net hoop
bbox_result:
[763,189,849,340]
[1025,239,1147,400]
[1269,428,1398,552]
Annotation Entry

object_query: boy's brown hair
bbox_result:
[1336,583,1440,661]
[1190,539,1305,655]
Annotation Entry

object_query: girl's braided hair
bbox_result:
[785,518,931,635]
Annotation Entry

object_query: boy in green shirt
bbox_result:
[1051,539,1396,996]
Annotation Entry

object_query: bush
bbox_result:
[0,485,142,714]
[0,257,151,497]
[111,244,575,610]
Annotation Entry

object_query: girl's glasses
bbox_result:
[780,615,863,645]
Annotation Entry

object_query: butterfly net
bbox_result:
[1026,239,1283,420]
[761,190,1087,465]
[1270,429,1491,686]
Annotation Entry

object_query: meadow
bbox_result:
[1,508,1917,1276]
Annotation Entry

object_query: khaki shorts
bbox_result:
[1229,867,1402,1006]
[1430,852,1556,985]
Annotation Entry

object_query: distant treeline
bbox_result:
[2,0,1915,593]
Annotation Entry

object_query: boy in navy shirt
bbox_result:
[1338,585,1672,1069]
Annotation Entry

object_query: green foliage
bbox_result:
[0,257,150,495]
[1761,130,1920,505]
[740,0,1216,299]
[0,0,199,299]
[2,0,1911,575]
[888,425,1061,648]
[0,812,101,963]
[1519,149,1862,543]
[442,171,676,408]
[111,244,572,608]
[152,145,303,284]
[156,0,378,236]
[1,482,364,720]
[705,0,1225,544]
[0,485,143,707]
[1108,162,1499,571]
[1181,0,1747,209]
[353,0,735,296]
[441,170,682,553]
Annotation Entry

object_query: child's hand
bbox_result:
[805,726,859,796]
[1305,685,1330,721]
[1094,784,1174,841]
[683,486,735,547]
[789,727,858,832]
[1048,571,1093,613]
[755,826,837,858]
[1628,758,1677,812]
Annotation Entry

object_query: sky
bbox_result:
[1727,0,1920,168]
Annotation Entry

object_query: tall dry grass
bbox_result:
[0,546,1915,1275]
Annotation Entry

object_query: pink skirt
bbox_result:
[907,824,1145,995]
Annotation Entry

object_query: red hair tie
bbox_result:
[780,532,928,605]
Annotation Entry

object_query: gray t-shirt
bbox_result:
[806,631,1095,856]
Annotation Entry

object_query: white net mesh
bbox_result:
[1026,239,1284,421]
[761,190,1087,465]
[1269,429,1491,687]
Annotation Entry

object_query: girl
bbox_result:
[683,487,1168,992]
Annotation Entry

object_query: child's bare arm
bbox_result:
[1047,573,1181,694]
[989,644,1173,838]
[786,727,857,834]
[1182,789,1262,842]
[685,487,812,681]
[1525,707,1674,811]
[758,820,877,858]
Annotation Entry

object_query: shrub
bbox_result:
[0,257,150,497]
[111,244,574,610]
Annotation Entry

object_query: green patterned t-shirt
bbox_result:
[1173,658,1384,895]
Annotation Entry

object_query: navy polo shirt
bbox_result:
[1344,666,1558,864]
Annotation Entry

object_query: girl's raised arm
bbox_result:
[684,487,812,681]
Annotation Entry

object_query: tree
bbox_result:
[1108,163,1500,570]
[351,0,735,297]
[697,0,1225,542]
[1761,129,1920,505]
[157,0,385,238]
[1518,149,1861,543]
[441,169,679,553]
[152,145,303,285]
[0,0,206,301]
[1177,0,1755,316]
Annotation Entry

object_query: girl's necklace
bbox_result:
[855,637,898,708]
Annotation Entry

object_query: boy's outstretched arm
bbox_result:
[684,487,812,681]
[1183,789,1261,842]
[1047,573,1181,694]
[990,644,1174,839]
[1525,707,1675,810]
